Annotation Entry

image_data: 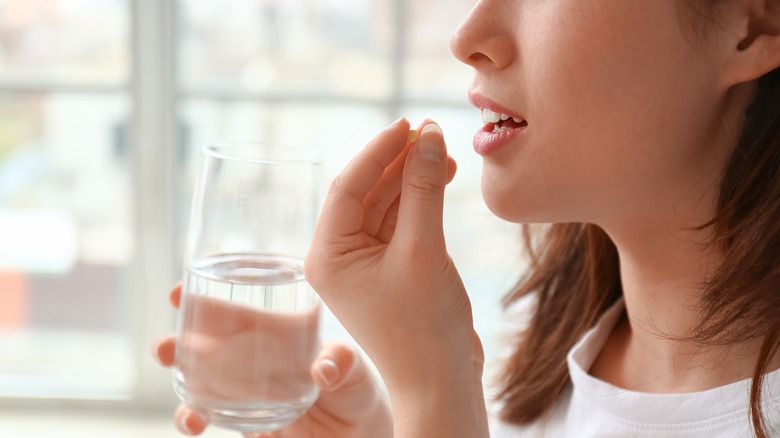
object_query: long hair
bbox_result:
[497,56,780,438]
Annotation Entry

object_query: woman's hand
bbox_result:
[153,284,392,437]
[304,119,488,436]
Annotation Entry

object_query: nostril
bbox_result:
[451,29,516,70]
[469,52,494,65]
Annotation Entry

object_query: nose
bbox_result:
[450,0,516,71]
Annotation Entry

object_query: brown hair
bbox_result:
[497,17,780,438]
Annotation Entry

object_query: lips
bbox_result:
[468,91,528,155]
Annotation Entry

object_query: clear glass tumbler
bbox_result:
[173,143,323,432]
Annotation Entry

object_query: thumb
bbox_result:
[310,343,386,424]
[394,122,449,245]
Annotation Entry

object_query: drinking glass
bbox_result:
[173,142,323,432]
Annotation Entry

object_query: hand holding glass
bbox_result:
[173,143,323,432]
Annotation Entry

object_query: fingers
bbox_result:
[393,122,450,250]
[364,119,458,239]
[163,286,207,436]
[361,139,412,237]
[362,119,436,237]
[374,153,457,243]
[174,404,208,436]
[152,334,177,367]
[445,154,458,184]
[316,117,411,242]
[311,342,361,391]
[170,282,182,309]
[154,284,182,367]
[308,342,383,424]
[375,197,401,244]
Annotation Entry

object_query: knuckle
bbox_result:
[405,175,442,201]
[327,174,343,196]
[364,196,384,215]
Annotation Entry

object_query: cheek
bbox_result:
[499,3,720,221]
[528,0,711,130]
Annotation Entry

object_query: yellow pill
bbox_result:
[407,129,419,143]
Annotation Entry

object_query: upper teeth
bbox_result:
[482,108,522,125]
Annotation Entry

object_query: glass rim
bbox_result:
[202,142,323,165]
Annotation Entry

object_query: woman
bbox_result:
[154,0,780,436]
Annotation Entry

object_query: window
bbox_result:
[0,0,134,399]
[0,0,521,431]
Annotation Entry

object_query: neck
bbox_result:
[591,217,773,393]
[586,87,778,393]
[616,221,717,344]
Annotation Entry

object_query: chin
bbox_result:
[480,164,549,224]
[481,187,540,224]
[480,181,582,225]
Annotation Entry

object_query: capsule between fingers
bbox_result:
[407,129,420,144]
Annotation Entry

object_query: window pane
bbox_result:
[178,99,389,180]
[0,0,129,86]
[403,0,474,100]
[0,92,134,398]
[177,0,394,98]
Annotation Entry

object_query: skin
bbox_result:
[450,0,780,394]
[305,119,488,437]
[155,0,780,435]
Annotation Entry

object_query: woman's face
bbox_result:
[451,0,737,228]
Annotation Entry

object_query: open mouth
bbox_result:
[481,109,528,133]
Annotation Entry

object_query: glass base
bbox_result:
[207,402,313,432]
[173,378,318,432]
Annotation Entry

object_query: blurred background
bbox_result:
[0,0,521,435]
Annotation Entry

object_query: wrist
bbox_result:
[389,375,488,438]
[359,394,394,438]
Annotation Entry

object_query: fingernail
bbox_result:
[389,117,406,128]
[316,358,339,387]
[180,412,206,436]
[417,123,444,161]
[180,419,192,435]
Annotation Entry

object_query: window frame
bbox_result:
[0,0,489,414]
[0,0,178,411]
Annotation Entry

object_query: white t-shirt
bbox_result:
[490,300,780,437]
